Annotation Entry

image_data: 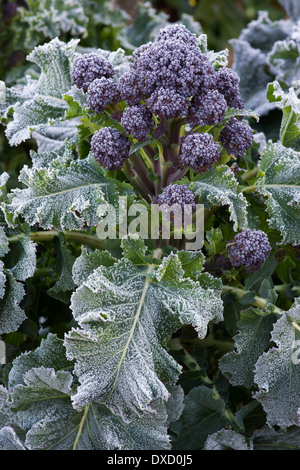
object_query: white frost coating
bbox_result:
[0,272,26,335]
[254,300,300,428]
[0,261,6,300]
[65,250,223,421]
[190,165,248,231]
[5,38,79,146]
[0,427,26,450]
[257,142,300,245]
[6,150,113,231]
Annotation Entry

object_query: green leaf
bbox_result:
[257,142,300,245]
[267,81,300,150]
[18,0,88,49]
[47,234,75,304]
[254,299,300,427]
[250,425,300,450]
[64,246,223,421]
[5,145,119,231]
[219,308,275,388]
[0,427,25,450]
[4,38,78,147]
[4,333,177,450]
[204,429,250,450]
[189,165,248,231]
[171,386,229,450]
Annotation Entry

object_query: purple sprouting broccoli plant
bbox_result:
[2,17,300,453]
[227,229,271,273]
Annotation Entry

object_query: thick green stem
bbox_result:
[241,167,259,182]
[241,184,257,194]
[8,230,107,250]
[222,284,284,315]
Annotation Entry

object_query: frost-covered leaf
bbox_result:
[0,271,26,335]
[4,38,78,147]
[171,386,229,450]
[257,142,300,245]
[204,429,250,450]
[250,425,300,450]
[254,299,300,427]
[6,333,174,450]
[269,26,300,91]
[47,234,75,304]
[277,0,300,22]
[31,118,80,153]
[229,40,274,116]
[6,231,36,282]
[64,244,223,420]
[5,145,118,231]
[18,0,88,49]
[117,1,169,50]
[267,81,300,150]
[219,308,275,388]
[0,426,26,450]
[189,166,248,231]
[230,11,291,115]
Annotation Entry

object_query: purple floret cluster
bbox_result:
[227,229,271,273]
[73,24,253,177]
[179,132,220,173]
[87,78,120,114]
[153,183,196,228]
[121,104,153,141]
[188,90,227,127]
[219,118,254,159]
[71,53,114,92]
[215,68,244,110]
[91,128,130,170]
[147,87,190,121]
[153,183,196,210]
[118,26,215,115]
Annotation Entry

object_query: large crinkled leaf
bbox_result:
[5,145,118,231]
[257,142,300,245]
[4,37,78,147]
[171,386,229,450]
[267,81,300,150]
[4,334,178,450]
[189,166,248,231]
[0,271,26,334]
[230,11,291,115]
[219,308,276,388]
[250,425,300,450]
[254,299,300,428]
[64,238,223,421]
[31,118,80,153]
[18,0,88,49]
[269,25,300,90]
